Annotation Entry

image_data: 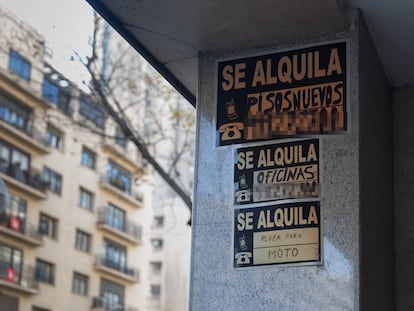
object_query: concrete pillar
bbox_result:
[190,11,393,310]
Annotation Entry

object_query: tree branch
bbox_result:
[88,72,193,214]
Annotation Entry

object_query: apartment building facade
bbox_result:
[95,20,193,311]
[0,7,155,311]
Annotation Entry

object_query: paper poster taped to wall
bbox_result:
[234,201,321,268]
[217,41,347,146]
[234,139,319,205]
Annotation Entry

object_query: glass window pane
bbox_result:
[8,50,31,81]
[42,79,59,104]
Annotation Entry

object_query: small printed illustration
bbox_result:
[226,97,238,120]
[235,189,251,203]
[239,234,248,251]
[238,173,248,189]
[235,252,252,265]
[219,122,244,141]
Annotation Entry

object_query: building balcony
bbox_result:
[0,70,53,112]
[0,217,43,246]
[101,142,141,170]
[91,296,138,311]
[0,119,50,154]
[97,208,142,245]
[0,164,48,199]
[94,256,140,284]
[0,264,39,295]
[99,175,143,208]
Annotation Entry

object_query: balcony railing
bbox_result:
[99,175,142,207]
[0,118,50,153]
[0,263,39,294]
[94,256,140,283]
[0,217,43,246]
[97,208,142,244]
[0,163,48,193]
[105,175,131,195]
[91,296,138,311]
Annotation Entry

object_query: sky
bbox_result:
[0,0,94,85]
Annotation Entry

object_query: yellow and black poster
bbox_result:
[234,201,321,268]
[217,41,347,146]
[234,139,319,205]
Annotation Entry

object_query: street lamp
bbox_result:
[0,176,9,212]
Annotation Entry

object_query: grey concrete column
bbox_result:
[189,11,393,311]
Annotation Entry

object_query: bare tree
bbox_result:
[79,14,195,222]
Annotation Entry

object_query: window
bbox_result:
[8,50,31,81]
[105,203,125,231]
[151,284,161,298]
[102,239,127,271]
[0,244,22,284]
[151,238,163,250]
[103,291,122,308]
[106,160,132,194]
[35,259,55,285]
[81,147,96,169]
[0,139,30,183]
[99,278,125,309]
[42,166,62,194]
[0,194,27,234]
[153,216,164,229]
[42,77,71,113]
[72,272,89,296]
[0,91,31,131]
[42,78,58,103]
[79,95,105,128]
[39,213,57,239]
[75,229,91,253]
[78,187,94,211]
[115,126,126,147]
[45,125,62,149]
[150,262,162,275]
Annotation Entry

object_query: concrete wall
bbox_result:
[189,11,394,311]
[190,30,355,311]
[394,85,414,310]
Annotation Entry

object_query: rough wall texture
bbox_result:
[189,18,363,311]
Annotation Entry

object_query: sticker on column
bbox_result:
[234,200,322,268]
[234,139,320,205]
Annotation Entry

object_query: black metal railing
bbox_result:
[91,296,138,311]
[0,164,48,193]
[0,216,42,243]
[95,255,139,281]
[97,208,142,242]
[28,126,50,147]
[0,263,39,291]
[100,175,132,196]
[0,116,50,149]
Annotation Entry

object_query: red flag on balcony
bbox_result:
[10,216,21,232]
[6,267,16,282]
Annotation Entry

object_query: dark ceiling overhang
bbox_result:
[86,0,414,107]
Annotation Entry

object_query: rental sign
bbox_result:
[234,201,321,268]
[234,139,319,205]
[216,41,347,146]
